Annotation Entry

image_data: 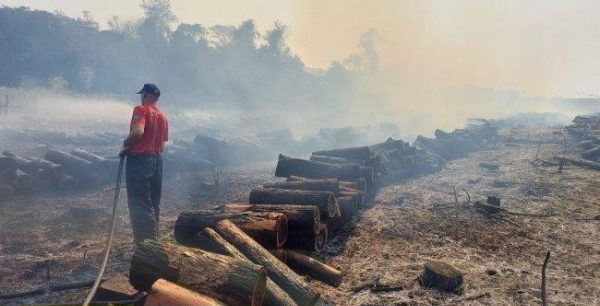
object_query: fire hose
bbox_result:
[82,155,125,306]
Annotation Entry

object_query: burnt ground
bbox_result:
[1,126,599,305]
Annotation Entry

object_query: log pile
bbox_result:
[413,123,497,164]
[565,115,600,167]
[0,148,118,196]
[93,120,500,305]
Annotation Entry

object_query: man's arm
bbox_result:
[124,123,145,146]
[120,106,146,156]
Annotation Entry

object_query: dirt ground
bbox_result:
[1,126,599,305]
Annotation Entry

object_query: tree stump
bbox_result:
[419,261,463,292]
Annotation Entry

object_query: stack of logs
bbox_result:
[562,115,600,170]
[0,148,117,199]
[129,145,387,305]
[116,124,500,305]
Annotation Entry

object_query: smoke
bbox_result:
[0,88,132,134]
[285,0,600,140]
[2,1,600,148]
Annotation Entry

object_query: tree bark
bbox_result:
[287,223,328,252]
[285,250,342,287]
[2,151,38,174]
[263,179,340,196]
[71,148,107,164]
[249,188,339,219]
[204,228,297,306]
[0,157,17,184]
[419,261,463,292]
[130,239,267,306]
[324,196,354,234]
[276,154,360,180]
[312,146,371,161]
[289,176,366,193]
[175,210,288,249]
[144,278,227,306]
[45,148,97,179]
[225,204,320,235]
[27,157,63,173]
[309,155,364,166]
[216,220,321,306]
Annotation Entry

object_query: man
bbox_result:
[121,83,168,244]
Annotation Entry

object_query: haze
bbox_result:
[3,0,600,97]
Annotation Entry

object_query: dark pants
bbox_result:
[126,154,162,245]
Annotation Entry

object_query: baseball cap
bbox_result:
[136,83,161,97]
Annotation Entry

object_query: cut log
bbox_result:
[14,170,52,193]
[249,188,339,218]
[312,146,371,161]
[324,195,355,234]
[366,153,390,175]
[289,176,366,193]
[0,157,17,184]
[144,278,227,306]
[276,154,360,180]
[287,223,328,252]
[337,196,355,224]
[419,261,463,292]
[71,148,107,164]
[344,178,367,194]
[269,249,288,263]
[286,250,342,287]
[204,228,296,306]
[175,210,288,249]
[216,219,320,306]
[225,204,321,251]
[225,204,320,235]
[94,274,139,301]
[0,184,14,201]
[310,154,364,166]
[27,157,63,173]
[2,151,38,174]
[264,178,341,196]
[581,146,600,161]
[338,180,358,190]
[45,148,96,179]
[129,239,267,306]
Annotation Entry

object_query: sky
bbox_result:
[2,0,600,97]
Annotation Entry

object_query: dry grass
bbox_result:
[1,127,598,305]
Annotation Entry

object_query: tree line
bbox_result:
[0,1,377,111]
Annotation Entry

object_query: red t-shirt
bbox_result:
[129,103,168,155]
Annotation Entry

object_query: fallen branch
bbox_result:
[474,201,553,218]
[554,156,600,171]
[530,159,559,167]
[0,279,106,299]
[541,251,551,306]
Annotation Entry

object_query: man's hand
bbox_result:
[119,145,129,157]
